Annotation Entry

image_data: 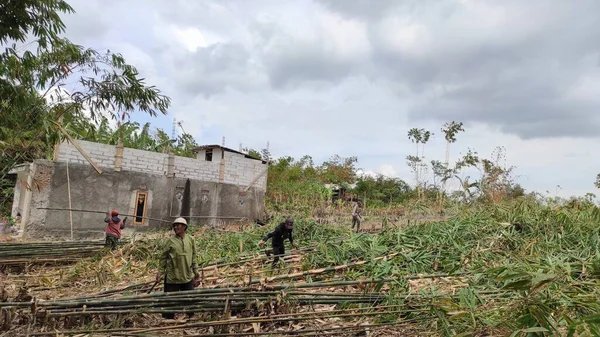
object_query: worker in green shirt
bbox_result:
[156,217,200,319]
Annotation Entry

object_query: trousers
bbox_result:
[162,278,194,319]
[352,215,360,232]
[267,244,285,267]
[104,234,119,250]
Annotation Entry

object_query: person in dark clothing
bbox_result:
[351,201,362,233]
[104,210,126,250]
[259,218,298,267]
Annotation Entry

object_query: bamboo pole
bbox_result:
[249,253,399,284]
[200,249,312,271]
[27,314,433,336]
[66,161,73,240]
[0,240,125,264]
[130,311,432,334]
[57,123,103,174]
[37,207,172,223]
[166,319,429,337]
[36,208,248,223]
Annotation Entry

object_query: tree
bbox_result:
[441,121,465,167]
[437,121,465,207]
[507,184,526,199]
[406,128,432,198]
[242,147,262,161]
[452,147,517,204]
[318,155,358,186]
[452,149,481,203]
[0,0,73,48]
[594,174,600,189]
[172,133,199,158]
[261,148,272,163]
[0,0,171,213]
[265,155,325,211]
[430,159,449,189]
[407,128,422,150]
[354,174,412,206]
[419,129,433,193]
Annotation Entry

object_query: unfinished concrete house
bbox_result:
[9,140,268,239]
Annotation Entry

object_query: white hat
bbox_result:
[172,217,188,226]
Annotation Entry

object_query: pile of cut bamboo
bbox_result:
[0,240,116,265]
[0,277,508,336]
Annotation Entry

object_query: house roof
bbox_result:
[191,145,266,163]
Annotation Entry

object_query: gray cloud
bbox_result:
[255,29,359,89]
[60,0,111,42]
[58,0,600,142]
[317,0,409,21]
[315,0,600,139]
[173,43,267,97]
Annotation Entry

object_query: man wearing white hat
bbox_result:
[156,217,200,319]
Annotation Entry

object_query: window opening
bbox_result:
[205,149,213,161]
[134,191,148,224]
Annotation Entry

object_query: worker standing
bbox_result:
[351,201,362,233]
[156,217,200,320]
[259,218,298,267]
[104,210,125,250]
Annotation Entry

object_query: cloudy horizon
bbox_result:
[57,0,600,199]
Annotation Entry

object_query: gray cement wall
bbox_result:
[24,160,265,240]
[55,140,267,190]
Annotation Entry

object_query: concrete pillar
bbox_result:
[167,153,175,177]
[209,183,221,227]
[20,163,35,234]
[114,139,124,172]
[11,177,21,219]
[218,150,225,183]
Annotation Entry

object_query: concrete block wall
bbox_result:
[223,152,267,190]
[57,140,115,167]
[55,140,267,188]
[121,147,169,175]
[173,156,220,182]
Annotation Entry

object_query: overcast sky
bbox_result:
[59,0,600,198]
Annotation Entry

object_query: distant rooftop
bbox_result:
[191,145,266,163]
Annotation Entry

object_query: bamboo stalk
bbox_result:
[30,273,473,308]
[66,161,74,240]
[36,207,171,223]
[113,309,431,334]
[250,253,399,284]
[57,124,103,174]
[39,310,429,335]
[172,319,429,337]
[27,315,433,336]
[200,249,313,271]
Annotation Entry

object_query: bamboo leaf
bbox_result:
[522,327,549,333]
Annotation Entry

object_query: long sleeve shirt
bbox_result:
[352,203,361,218]
[158,234,199,284]
[263,222,293,247]
[104,215,123,238]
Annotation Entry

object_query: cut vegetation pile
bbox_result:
[0,240,111,266]
[1,198,600,336]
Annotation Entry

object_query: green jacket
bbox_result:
[159,234,199,284]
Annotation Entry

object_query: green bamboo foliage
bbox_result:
[3,197,600,336]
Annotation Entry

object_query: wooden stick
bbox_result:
[57,123,103,174]
[66,161,73,240]
[36,207,172,223]
[250,253,399,284]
